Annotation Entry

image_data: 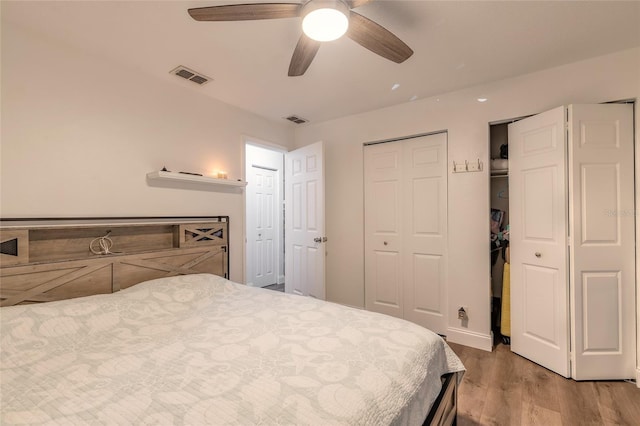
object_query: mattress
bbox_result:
[1,273,464,425]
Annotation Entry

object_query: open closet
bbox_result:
[489,123,511,345]
[496,103,635,381]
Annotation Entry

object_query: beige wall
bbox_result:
[0,22,294,281]
[293,47,640,351]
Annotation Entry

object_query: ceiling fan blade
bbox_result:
[288,34,321,76]
[347,11,413,63]
[348,0,373,8]
[188,3,301,21]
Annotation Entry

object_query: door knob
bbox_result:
[314,237,328,243]
[535,252,542,258]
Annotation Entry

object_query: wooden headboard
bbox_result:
[0,217,229,306]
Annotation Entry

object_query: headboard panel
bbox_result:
[0,217,229,306]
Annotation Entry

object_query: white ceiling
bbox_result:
[3,0,640,124]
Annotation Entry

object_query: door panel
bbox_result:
[411,253,442,314]
[412,178,440,234]
[580,165,619,243]
[522,264,562,347]
[509,106,570,377]
[568,104,635,379]
[364,143,403,318]
[403,133,447,334]
[581,272,621,351]
[372,251,402,308]
[522,167,557,241]
[285,142,326,299]
[292,244,303,295]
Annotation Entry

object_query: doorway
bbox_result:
[245,143,285,289]
[244,140,327,299]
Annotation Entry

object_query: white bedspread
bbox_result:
[1,274,464,425]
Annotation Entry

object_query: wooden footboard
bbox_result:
[424,372,458,426]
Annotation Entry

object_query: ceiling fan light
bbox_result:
[302,1,349,42]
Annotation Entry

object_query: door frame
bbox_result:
[242,136,287,286]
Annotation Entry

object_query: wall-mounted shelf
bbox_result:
[490,170,509,178]
[147,171,247,189]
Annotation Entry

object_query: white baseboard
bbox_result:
[446,326,493,352]
[278,275,285,285]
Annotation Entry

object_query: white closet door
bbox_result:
[364,141,403,318]
[402,133,448,334]
[285,141,326,299]
[568,104,635,379]
[364,132,448,333]
[509,106,570,378]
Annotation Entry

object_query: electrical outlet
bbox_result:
[457,307,467,320]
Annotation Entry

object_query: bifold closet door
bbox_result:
[510,103,635,380]
[568,104,635,380]
[509,106,570,378]
[364,133,448,334]
[364,141,403,319]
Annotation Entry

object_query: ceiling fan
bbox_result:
[188,0,413,76]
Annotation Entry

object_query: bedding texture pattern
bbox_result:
[1,274,464,425]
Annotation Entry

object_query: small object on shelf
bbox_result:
[147,171,247,188]
[491,159,508,170]
[179,171,203,176]
[217,171,228,179]
[161,166,170,172]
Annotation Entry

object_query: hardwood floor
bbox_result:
[448,342,640,425]
[263,283,285,292]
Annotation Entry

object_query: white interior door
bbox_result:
[285,141,326,299]
[364,141,403,318]
[402,133,448,334]
[568,104,635,380]
[247,165,278,287]
[364,133,448,334]
[509,106,570,378]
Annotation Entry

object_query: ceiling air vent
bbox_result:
[170,65,212,85]
[285,115,309,124]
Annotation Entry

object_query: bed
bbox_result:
[0,218,464,425]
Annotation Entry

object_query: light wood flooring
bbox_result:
[448,342,640,425]
[263,283,285,292]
